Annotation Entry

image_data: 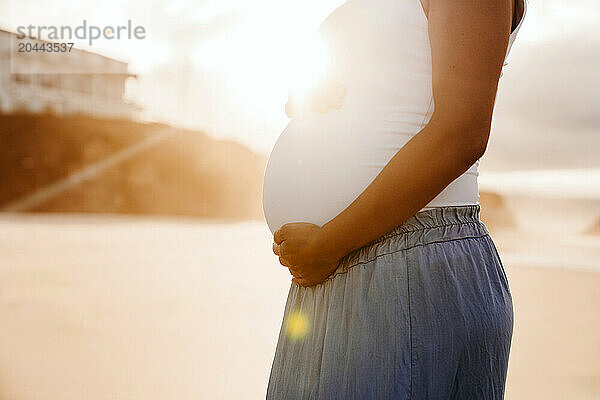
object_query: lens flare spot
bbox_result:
[286,309,310,340]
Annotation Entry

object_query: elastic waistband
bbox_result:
[336,205,490,273]
[380,204,482,240]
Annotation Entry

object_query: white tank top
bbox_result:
[262,0,527,234]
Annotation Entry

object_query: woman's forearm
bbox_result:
[320,114,489,259]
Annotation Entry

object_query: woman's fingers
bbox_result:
[332,80,347,99]
[274,241,296,270]
[285,101,296,119]
[274,251,310,284]
[279,255,293,267]
[310,85,332,114]
[273,240,289,256]
[314,80,346,114]
[289,267,303,278]
[333,97,344,110]
[273,225,288,245]
[292,277,312,287]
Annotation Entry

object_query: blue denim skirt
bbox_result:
[266,205,514,399]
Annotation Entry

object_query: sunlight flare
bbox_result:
[286,309,310,340]
[285,33,329,101]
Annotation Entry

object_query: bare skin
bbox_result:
[274,0,522,286]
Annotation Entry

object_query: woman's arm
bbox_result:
[274,0,515,286]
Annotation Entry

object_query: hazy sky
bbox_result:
[1,0,598,168]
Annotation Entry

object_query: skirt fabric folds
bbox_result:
[266,205,514,400]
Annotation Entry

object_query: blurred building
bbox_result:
[0,28,141,120]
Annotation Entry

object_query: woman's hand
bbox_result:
[272,222,345,287]
[285,79,347,119]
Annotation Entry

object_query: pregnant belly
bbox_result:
[262,108,415,234]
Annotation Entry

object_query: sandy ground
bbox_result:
[504,265,600,400]
[0,214,598,400]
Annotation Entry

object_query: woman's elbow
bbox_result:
[430,111,492,167]
[461,125,490,166]
[443,122,491,168]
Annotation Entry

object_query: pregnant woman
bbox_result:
[263,0,526,398]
